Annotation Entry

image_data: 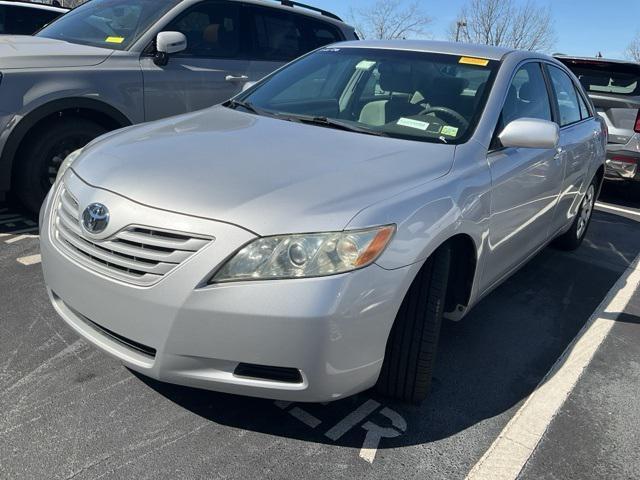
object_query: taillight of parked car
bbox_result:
[611,155,637,165]
[635,109,640,133]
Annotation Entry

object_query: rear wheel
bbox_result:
[554,175,598,251]
[376,244,451,404]
[15,118,106,213]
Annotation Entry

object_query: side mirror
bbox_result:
[498,118,559,150]
[154,31,187,66]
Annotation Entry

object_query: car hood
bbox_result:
[74,106,456,235]
[0,36,112,69]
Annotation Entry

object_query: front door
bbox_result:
[482,62,565,289]
[141,1,248,122]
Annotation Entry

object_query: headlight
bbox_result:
[54,148,83,186]
[210,225,395,283]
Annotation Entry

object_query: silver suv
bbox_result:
[0,0,355,212]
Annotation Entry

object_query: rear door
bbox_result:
[545,64,600,235]
[141,0,249,121]
[243,4,345,86]
[482,62,564,289]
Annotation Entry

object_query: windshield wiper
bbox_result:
[225,99,276,117]
[282,114,389,137]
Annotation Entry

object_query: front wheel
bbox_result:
[375,244,451,404]
[15,118,107,213]
[554,175,598,251]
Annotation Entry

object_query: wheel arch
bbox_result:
[1,98,132,191]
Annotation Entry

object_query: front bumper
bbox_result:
[41,175,416,402]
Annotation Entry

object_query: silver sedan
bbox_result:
[40,40,606,403]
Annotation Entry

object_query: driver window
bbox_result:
[494,62,552,148]
[165,1,240,58]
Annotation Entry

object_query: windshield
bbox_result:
[238,47,498,144]
[37,0,181,51]
[561,60,640,96]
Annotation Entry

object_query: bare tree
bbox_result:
[450,0,556,52]
[350,0,432,40]
[627,33,640,63]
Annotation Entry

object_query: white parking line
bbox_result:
[4,234,37,244]
[16,254,41,266]
[595,202,640,218]
[465,252,640,480]
[325,399,380,441]
[288,407,322,428]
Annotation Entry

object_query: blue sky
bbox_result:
[316,0,639,60]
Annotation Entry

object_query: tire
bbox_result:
[376,244,451,404]
[15,118,107,213]
[554,175,599,251]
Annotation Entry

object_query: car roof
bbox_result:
[0,0,68,12]
[333,40,516,61]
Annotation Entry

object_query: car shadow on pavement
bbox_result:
[136,211,640,450]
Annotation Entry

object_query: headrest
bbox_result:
[378,62,415,94]
[203,24,220,43]
[518,82,535,102]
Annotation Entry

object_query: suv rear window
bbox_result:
[559,59,640,96]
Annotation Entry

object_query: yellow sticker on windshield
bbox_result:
[459,56,489,67]
[105,36,125,44]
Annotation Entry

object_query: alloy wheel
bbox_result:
[576,184,595,239]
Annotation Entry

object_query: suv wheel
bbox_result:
[16,118,106,213]
[376,244,451,403]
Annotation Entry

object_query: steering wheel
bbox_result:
[419,106,469,130]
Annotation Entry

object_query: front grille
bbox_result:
[52,185,211,286]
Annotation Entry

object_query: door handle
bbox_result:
[225,75,249,82]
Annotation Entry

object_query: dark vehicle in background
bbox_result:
[0,1,67,34]
[557,56,640,188]
[0,0,355,213]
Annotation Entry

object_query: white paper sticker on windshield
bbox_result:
[397,118,430,131]
[356,60,376,70]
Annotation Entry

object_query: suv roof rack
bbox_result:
[276,0,343,22]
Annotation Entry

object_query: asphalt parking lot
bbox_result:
[1,185,639,480]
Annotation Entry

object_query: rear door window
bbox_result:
[165,1,240,58]
[548,66,582,127]
[244,6,344,62]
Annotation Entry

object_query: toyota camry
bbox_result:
[40,41,606,403]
